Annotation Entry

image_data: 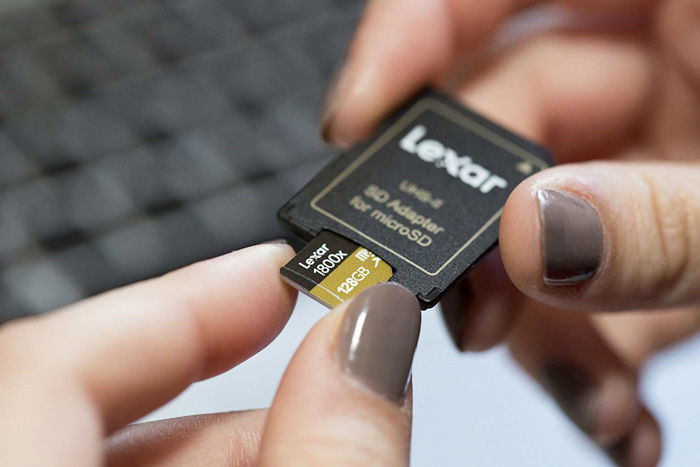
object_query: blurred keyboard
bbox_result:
[0,0,362,321]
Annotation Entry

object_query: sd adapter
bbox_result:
[278,90,553,310]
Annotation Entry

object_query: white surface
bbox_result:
[144,295,700,466]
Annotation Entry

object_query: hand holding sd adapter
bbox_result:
[322,1,700,465]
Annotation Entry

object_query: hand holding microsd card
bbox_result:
[279,90,554,309]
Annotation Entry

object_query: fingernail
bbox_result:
[336,283,421,403]
[262,238,290,245]
[537,189,603,287]
[321,63,354,148]
[440,282,471,352]
[541,361,598,435]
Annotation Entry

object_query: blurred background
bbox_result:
[0,0,697,465]
[0,0,355,318]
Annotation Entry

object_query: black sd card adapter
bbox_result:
[278,90,553,310]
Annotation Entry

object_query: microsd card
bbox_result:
[281,231,393,308]
[279,89,553,309]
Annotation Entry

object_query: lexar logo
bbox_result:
[400,125,508,194]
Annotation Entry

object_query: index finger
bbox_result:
[0,244,296,466]
[322,0,654,147]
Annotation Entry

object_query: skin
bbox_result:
[322,0,700,465]
[0,244,412,466]
[1,2,697,466]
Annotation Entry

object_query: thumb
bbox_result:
[500,161,700,311]
[259,283,421,466]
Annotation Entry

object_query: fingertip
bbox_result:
[606,410,662,467]
[501,166,611,309]
[319,61,368,149]
[248,241,296,264]
[260,285,417,466]
[500,176,543,297]
[319,0,453,149]
[440,253,522,353]
[173,243,299,378]
[630,412,662,467]
[214,242,299,316]
[440,283,470,352]
[594,372,641,447]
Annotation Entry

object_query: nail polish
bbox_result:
[336,283,421,403]
[541,361,598,435]
[537,189,603,286]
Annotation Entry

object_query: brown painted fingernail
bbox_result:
[336,283,421,403]
[541,361,598,435]
[538,189,603,287]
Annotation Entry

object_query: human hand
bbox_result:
[0,243,420,466]
[322,1,700,465]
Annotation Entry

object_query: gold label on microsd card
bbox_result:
[310,245,393,307]
[281,231,393,308]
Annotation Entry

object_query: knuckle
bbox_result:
[299,438,383,466]
[289,411,408,467]
[295,434,402,467]
[631,169,700,302]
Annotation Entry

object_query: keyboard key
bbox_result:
[192,168,297,248]
[155,128,238,201]
[125,3,216,65]
[38,227,91,252]
[7,100,134,168]
[0,49,64,120]
[257,86,328,167]
[100,69,228,142]
[97,219,168,279]
[192,184,272,248]
[38,32,120,96]
[0,204,30,264]
[58,165,135,232]
[90,18,158,79]
[99,0,149,15]
[204,43,292,115]
[6,109,83,170]
[154,210,219,271]
[92,147,169,211]
[222,0,330,35]
[293,10,359,77]
[54,242,124,295]
[0,286,25,323]
[198,116,274,182]
[50,0,112,26]
[0,4,65,47]
[3,179,73,249]
[175,0,248,49]
[2,258,85,314]
[0,131,37,187]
